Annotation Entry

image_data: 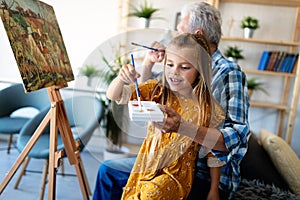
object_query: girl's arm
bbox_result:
[207,167,221,200]
[106,64,140,101]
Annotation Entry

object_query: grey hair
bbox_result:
[181,2,222,46]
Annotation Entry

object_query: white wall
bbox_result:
[0,0,120,83]
[127,0,197,31]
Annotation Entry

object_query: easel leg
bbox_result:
[74,153,92,197]
[47,88,90,200]
[79,159,92,196]
[74,141,91,196]
[48,102,59,200]
[56,108,90,199]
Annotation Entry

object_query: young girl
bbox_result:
[106,33,224,200]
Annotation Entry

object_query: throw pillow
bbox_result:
[260,129,300,195]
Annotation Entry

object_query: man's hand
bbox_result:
[143,41,166,65]
[140,41,165,82]
[153,105,181,133]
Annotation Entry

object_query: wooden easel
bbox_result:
[0,86,91,200]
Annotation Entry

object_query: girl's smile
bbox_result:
[169,77,183,85]
[165,52,199,97]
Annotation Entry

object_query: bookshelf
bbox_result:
[208,0,300,144]
[222,36,300,47]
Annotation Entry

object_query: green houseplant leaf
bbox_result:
[241,16,259,29]
[247,78,268,94]
[78,64,101,86]
[128,0,160,19]
[79,65,100,78]
[98,48,130,88]
[97,45,130,152]
[224,45,244,59]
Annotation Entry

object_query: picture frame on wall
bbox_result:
[174,12,181,30]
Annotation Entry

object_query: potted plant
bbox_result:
[224,45,244,63]
[128,0,161,28]
[241,16,259,38]
[98,45,131,159]
[78,64,100,86]
[247,78,268,99]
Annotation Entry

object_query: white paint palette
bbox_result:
[128,101,164,122]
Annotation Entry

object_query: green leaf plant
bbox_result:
[128,0,160,19]
[241,16,259,30]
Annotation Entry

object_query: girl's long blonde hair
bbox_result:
[151,33,218,127]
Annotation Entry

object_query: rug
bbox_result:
[233,179,300,200]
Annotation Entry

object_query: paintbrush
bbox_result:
[130,54,142,112]
[131,42,164,52]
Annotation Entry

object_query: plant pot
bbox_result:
[248,89,253,99]
[105,101,124,147]
[243,28,254,38]
[87,77,93,86]
[228,57,238,63]
[139,18,150,28]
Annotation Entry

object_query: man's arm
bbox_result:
[209,52,250,161]
[155,105,228,152]
[179,120,228,152]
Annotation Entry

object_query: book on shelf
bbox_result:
[258,51,271,70]
[273,51,286,72]
[257,51,298,73]
[265,51,280,71]
[287,53,299,73]
[279,53,292,72]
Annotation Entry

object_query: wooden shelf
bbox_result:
[243,68,296,77]
[213,0,300,144]
[220,0,300,7]
[250,101,290,110]
[221,36,300,47]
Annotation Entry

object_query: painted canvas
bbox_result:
[0,0,74,92]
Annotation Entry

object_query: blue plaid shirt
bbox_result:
[151,49,250,198]
[196,49,250,198]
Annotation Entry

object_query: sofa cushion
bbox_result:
[260,129,300,195]
[240,133,289,190]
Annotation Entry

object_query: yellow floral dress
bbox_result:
[121,79,203,200]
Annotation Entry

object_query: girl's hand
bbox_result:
[143,41,166,65]
[118,64,140,84]
[207,188,220,200]
[153,105,181,133]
